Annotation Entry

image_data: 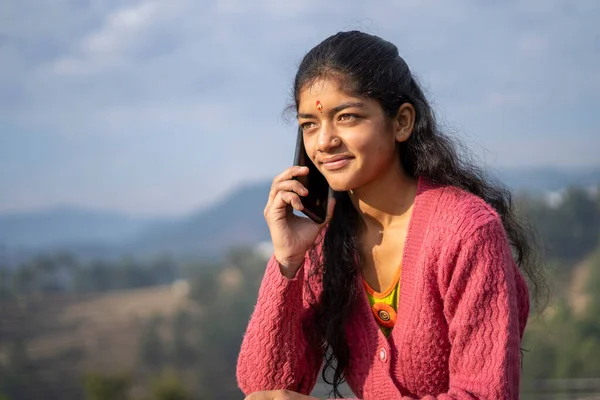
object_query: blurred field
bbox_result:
[1,282,193,362]
[0,282,199,399]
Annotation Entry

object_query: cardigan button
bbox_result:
[379,347,387,362]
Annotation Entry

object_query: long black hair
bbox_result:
[291,31,546,397]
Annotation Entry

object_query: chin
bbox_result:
[325,176,359,193]
[329,184,351,192]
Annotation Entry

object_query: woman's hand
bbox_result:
[245,389,320,400]
[264,166,335,278]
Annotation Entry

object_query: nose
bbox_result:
[316,122,340,152]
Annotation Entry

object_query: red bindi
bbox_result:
[316,100,323,112]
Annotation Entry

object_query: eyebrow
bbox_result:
[297,101,366,119]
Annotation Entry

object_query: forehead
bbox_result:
[298,79,358,108]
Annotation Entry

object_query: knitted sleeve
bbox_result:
[402,216,529,400]
[236,254,324,396]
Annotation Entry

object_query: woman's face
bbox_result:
[297,78,412,192]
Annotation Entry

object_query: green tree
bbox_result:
[0,269,11,299]
[192,247,266,398]
[0,340,34,399]
[138,316,165,369]
[189,269,218,306]
[12,265,35,295]
[89,260,113,292]
[117,256,148,289]
[521,243,600,393]
[7,339,30,374]
[150,254,178,284]
[149,370,191,400]
[83,372,131,400]
[171,310,196,367]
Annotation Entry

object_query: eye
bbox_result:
[338,113,358,122]
[300,122,317,132]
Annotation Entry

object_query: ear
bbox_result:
[393,103,416,143]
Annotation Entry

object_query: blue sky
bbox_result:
[0,0,598,216]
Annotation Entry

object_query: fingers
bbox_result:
[273,166,309,184]
[267,166,309,204]
[278,190,304,212]
[265,166,317,222]
[264,187,305,219]
[269,180,308,201]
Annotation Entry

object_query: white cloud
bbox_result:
[48,0,182,76]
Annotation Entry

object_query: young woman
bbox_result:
[237,31,543,400]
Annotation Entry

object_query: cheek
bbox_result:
[303,136,318,161]
[352,119,396,156]
[356,135,396,162]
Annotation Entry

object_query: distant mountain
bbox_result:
[0,206,160,249]
[130,182,272,258]
[494,166,600,192]
[0,184,272,261]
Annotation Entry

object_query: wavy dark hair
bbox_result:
[290,31,546,397]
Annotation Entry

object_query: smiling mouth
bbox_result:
[321,156,353,171]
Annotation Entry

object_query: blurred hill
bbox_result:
[0,167,598,261]
[0,206,156,249]
[494,165,600,192]
[128,182,271,259]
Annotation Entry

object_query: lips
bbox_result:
[320,154,354,171]
[321,154,352,163]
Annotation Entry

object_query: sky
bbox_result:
[0,0,599,216]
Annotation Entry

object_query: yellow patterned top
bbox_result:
[363,266,401,337]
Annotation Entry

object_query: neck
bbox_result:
[349,162,417,231]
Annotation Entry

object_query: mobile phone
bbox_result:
[293,129,330,224]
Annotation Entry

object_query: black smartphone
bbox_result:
[293,129,330,224]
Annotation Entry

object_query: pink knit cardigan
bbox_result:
[237,177,530,399]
